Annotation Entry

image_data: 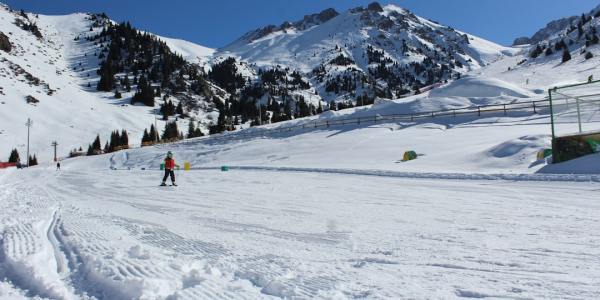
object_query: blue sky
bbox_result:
[4,0,599,48]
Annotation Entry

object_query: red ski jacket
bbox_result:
[164,158,176,170]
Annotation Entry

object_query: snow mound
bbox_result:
[430,77,532,98]
[538,153,600,174]
[478,135,550,171]
[487,135,548,159]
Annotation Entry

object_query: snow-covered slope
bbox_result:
[0,5,218,162]
[152,35,214,66]
[2,155,599,299]
[216,2,513,103]
[219,3,509,72]
[2,0,600,167]
[0,8,153,162]
[2,4,600,298]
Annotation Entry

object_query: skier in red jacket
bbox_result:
[161,151,179,186]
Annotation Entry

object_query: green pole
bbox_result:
[549,88,558,163]
[575,95,583,133]
[549,88,556,139]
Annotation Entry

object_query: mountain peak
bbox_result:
[367,2,384,12]
[233,7,339,45]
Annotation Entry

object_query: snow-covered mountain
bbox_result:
[2,3,600,299]
[216,2,512,102]
[2,0,600,164]
[513,4,600,59]
[0,4,221,162]
[513,4,600,47]
[513,16,579,46]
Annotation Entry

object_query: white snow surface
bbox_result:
[1,144,599,299]
[153,35,214,66]
[0,7,214,162]
[2,3,600,299]
[428,76,533,98]
[2,106,600,298]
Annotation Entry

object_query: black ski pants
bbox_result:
[162,169,175,183]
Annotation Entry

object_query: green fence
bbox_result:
[549,79,600,163]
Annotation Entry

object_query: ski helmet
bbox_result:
[167,151,173,158]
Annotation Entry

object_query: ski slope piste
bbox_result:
[2,102,600,299]
[1,2,600,300]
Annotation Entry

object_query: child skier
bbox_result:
[161,151,179,186]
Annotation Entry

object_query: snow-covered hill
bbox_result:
[155,35,214,67]
[2,3,600,299]
[0,7,152,162]
[0,5,219,163]
[2,0,600,167]
[221,4,508,72]
[216,2,512,103]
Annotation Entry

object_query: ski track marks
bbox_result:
[1,168,600,299]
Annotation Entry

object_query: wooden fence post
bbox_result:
[533,101,537,114]
[503,104,507,115]
[477,106,481,116]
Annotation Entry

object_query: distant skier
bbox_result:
[161,151,179,186]
[56,162,60,170]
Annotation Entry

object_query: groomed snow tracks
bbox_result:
[188,165,600,183]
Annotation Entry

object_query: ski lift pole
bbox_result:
[51,141,58,162]
[25,118,33,167]
[576,95,583,133]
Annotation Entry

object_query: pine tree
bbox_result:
[120,129,129,148]
[330,101,337,111]
[176,102,184,115]
[92,134,102,153]
[530,44,543,58]
[8,148,20,163]
[162,121,180,140]
[97,60,115,91]
[132,75,155,106]
[562,49,572,63]
[86,144,93,156]
[187,120,196,138]
[194,126,203,138]
[28,154,38,166]
[141,129,150,145]
[149,124,159,142]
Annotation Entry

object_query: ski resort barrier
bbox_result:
[186,98,554,144]
[109,163,600,183]
[549,79,600,163]
[0,162,16,169]
[185,165,600,183]
[88,98,559,162]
